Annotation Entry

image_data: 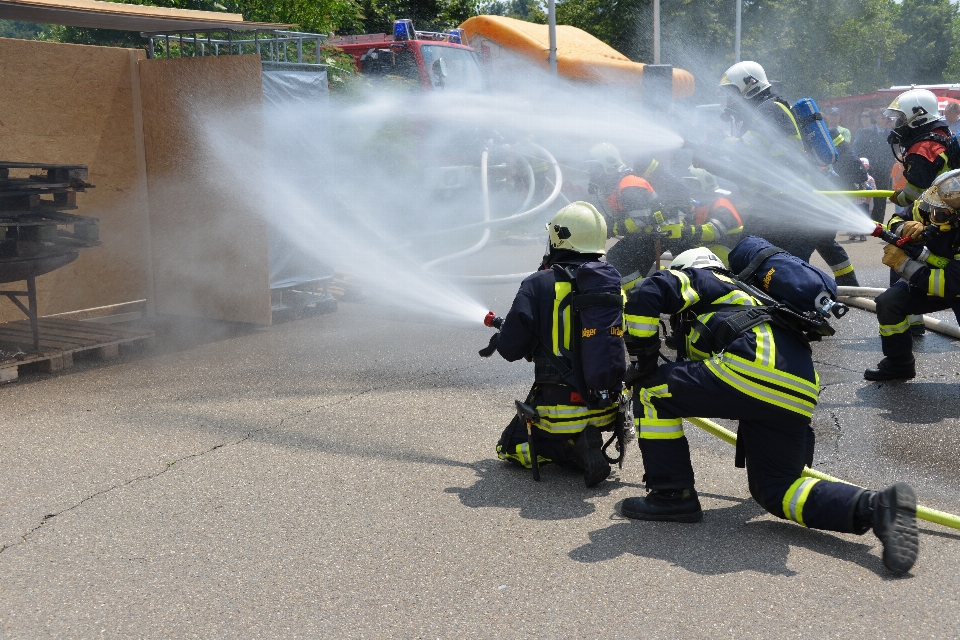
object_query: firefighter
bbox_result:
[492,202,618,487]
[586,143,663,279]
[886,88,957,208]
[865,169,960,381]
[691,62,816,258]
[673,166,744,265]
[620,246,919,574]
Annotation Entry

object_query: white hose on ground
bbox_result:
[422,149,492,271]
[836,286,960,340]
[435,143,564,234]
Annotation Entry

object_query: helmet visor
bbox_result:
[883,109,907,129]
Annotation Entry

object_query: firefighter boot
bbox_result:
[864,356,916,381]
[620,488,703,523]
[573,425,611,488]
[872,482,919,574]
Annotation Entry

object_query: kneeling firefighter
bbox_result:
[866,169,960,381]
[481,202,626,487]
[621,245,919,574]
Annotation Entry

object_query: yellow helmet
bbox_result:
[546,201,607,255]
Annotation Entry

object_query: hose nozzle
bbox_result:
[871,223,884,238]
[484,311,504,330]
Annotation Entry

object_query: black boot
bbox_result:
[864,356,915,381]
[573,426,610,488]
[872,482,919,574]
[621,488,703,523]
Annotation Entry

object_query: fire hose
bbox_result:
[835,286,960,340]
[685,416,960,531]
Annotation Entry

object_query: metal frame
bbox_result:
[142,29,328,66]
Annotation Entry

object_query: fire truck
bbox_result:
[329,20,486,92]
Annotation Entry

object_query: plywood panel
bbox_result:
[0,37,150,322]
[137,54,271,325]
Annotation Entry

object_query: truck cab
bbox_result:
[329,20,485,92]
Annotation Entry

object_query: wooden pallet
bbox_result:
[0,317,154,383]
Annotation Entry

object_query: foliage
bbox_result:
[891,0,958,85]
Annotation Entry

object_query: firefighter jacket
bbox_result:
[887,204,960,299]
[893,124,954,207]
[691,194,744,247]
[604,174,657,235]
[497,253,618,435]
[624,267,820,419]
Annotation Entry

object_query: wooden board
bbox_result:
[0,38,150,321]
[137,54,272,325]
[0,316,155,382]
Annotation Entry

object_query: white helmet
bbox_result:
[685,166,720,193]
[587,143,628,175]
[546,201,607,255]
[669,247,724,271]
[884,89,942,132]
[719,61,771,100]
[921,168,960,211]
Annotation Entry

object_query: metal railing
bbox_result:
[142,29,329,66]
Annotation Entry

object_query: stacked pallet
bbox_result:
[0,161,101,258]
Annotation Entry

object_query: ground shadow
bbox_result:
[570,494,899,579]
[855,382,960,425]
[444,458,624,521]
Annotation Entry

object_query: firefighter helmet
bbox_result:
[884,89,942,134]
[921,169,960,225]
[719,61,771,100]
[686,167,720,193]
[546,202,607,255]
[669,247,724,271]
[587,143,628,175]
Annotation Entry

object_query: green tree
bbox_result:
[891,0,957,84]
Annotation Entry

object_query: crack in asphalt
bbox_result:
[0,361,483,558]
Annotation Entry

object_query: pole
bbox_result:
[735,0,742,63]
[653,0,661,65]
[684,416,960,531]
[547,0,558,76]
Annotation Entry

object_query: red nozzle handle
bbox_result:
[484,311,496,327]
[871,223,884,237]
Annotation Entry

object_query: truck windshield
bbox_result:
[420,45,484,92]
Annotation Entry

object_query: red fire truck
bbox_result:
[329,20,485,92]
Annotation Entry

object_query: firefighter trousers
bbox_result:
[634,360,863,533]
[497,384,618,468]
[876,279,960,358]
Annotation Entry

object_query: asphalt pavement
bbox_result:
[1,233,960,638]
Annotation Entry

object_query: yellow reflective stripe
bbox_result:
[635,382,683,439]
[666,270,700,310]
[711,290,755,306]
[903,182,924,200]
[563,305,571,351]
[641,158,659,178]
[552,281,572,355]
[879,317,910,337]
[753,323,775,369]
[704,358,816,417]
[535,404,618,434]
[722,353,819,399]
[625,313,659,337]
[829,259,854,277]
[832,133,844,145]
[725,225,744,236]
[928,269,946,297]
[635,416,684,439]
[774,101,803,140]
[782,477,820,526]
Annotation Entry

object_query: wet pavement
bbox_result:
[1,234,959,637]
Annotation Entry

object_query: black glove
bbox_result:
[479,333,499,358]
[624,337,661,386]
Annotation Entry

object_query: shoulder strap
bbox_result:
[736,246,786,282]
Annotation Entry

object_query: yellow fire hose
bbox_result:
[816,190,895,198]
[684,416,960,531]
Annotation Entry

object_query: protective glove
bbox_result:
[623,218,640,233]
[900,220,925,240]
[881,244,910,273]
[889,190,904,205]
[478,333,499,358]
